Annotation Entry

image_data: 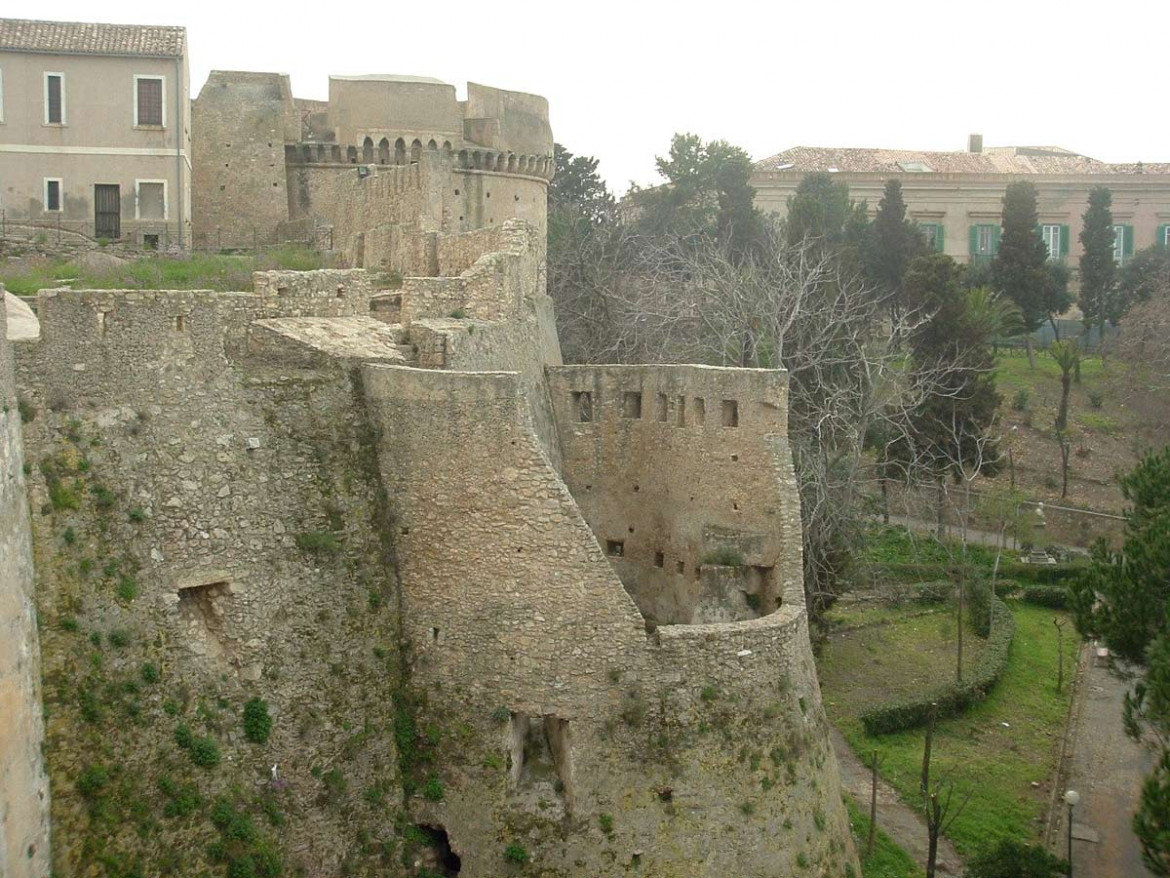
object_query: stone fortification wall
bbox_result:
[12,286,408,877]
[250,267,373,306]
[191,72,298,250]
[360,363,857,877]
[1,292,51,878]
[547,364,802,624]
[463,83,553,157]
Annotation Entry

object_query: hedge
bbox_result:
[870,560,1086,587]
[1000,562,1086,585]
[860,597,1015,736]
[1020,585,1070,609]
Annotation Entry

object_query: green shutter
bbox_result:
[992,225,1002,255]
[934,224,945,253]
[1060,224,1070,256]
[1124,224,1135,257]
[969,225,978,255]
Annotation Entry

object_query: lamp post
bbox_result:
[1064,789,1080,876]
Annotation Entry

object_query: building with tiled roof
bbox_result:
[751,136,1170,271]
[0,17,190,246]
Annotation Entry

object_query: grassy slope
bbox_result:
[821,603,1079,858]
[846,796,926,878]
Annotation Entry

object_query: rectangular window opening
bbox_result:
[135,76,164,127]
[174,315,186,333]
[97,311,109,338]
[675,560,685,575]
[572,391,593,423]
[137,181,166,221]
[45,179,62,212]
[654,551,665,569]
[694,397,706,426]
[721,399,739,428]
[676,396,686,426]
[606,539,624,557]
[1042,224,1061,261]
[622,391,642,420]
[655,392,668,422]
[45,73,64,124]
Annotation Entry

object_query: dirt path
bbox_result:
[1048,647,1156,877]
[831,726,964,876]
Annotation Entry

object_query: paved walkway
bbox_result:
[1049,647,1156,878]
[831,727,964,876]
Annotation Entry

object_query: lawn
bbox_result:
[0,246,332,295]
[819,602,1079,858]
[846,795,926,878]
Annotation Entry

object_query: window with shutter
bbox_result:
[1042,224,1062,261]
[135,77,163,127]
[1111,224,1134,264]
[45,73,64,124]
[1160,225,1170,248]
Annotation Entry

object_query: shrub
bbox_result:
[421,776,444,801]
[243,697,273,744]
[966,838,1067,877]
[18,397,37,424]
[107,629,131,648]
[599,813,614,835]
[128,507,147,523]
[77,764,110,799]
[491,706,511,723]
[1001,562,1086,585]
[1012,388,1030,411]
[503,843,529,864]
[62,527,76,545]
[700,685,719,702]
[294,531,341,555]
[116,575,138,602]
[1021,585,1070,609]
[49,479,81,511]
[1087,389,1105,409]
[860,597,1015,735]
[701,545,745,567]
[913,581,952,605]
[189,736,221,768]
[141,663,160,684]
[91,483,117,510]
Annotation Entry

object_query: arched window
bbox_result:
[347,145,358,164]
[362,137,374,163]
[378,138,391,165]
[395,138,407,165]
[411,139,423,163]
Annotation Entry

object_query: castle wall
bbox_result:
[327,77,461,147]
[191,72,298,249]
[360,363,857,876]
[463,83,553,156]
[13,286,407,877]
[0,293,51,878]
[547,364,802,624]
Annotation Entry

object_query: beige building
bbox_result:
[0,18,190,248]
[751,136,1170,271]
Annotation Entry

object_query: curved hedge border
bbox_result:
[1019,585,1069,609]
[860,597,1015,736]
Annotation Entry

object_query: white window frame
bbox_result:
[922,224,939,250]
[44,177,63,212]
[132,74,166,128]
[1042,224,1061,261]
[134,179,168,220]
[1164,226,1170,248]
[44,72,65,125]
[1112,224,1126,263]
[977,225,995,255]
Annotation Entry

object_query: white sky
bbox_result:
[9,0,1168,195]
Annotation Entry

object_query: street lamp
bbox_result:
[1064,789,1080,876]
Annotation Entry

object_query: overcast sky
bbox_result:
[10,0,1168,194]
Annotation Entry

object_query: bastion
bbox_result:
[6,71,860,878]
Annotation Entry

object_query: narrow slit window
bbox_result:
[45,74,64,124]
[694,397,706,426]
[655,393,669,422]
[44,179,62,212]
[654,551,665,568]
[174,315,186,333]
[676,396,686,426]
[572,391,593,423]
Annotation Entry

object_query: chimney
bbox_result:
[968,133,984,154]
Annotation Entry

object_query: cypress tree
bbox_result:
[865,179,928,321]
[992,181,1048,366]
[1079,186,1117,360]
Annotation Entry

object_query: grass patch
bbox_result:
[0,247,332,295]
[845,795,925,878]
[821,602,1079,857]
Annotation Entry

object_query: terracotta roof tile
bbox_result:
[755,146,1170,176]
[0,18,185,58]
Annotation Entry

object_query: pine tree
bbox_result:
[1078,186,1117,360]
[992,181,1048,366]
[1072,447,1170,874]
